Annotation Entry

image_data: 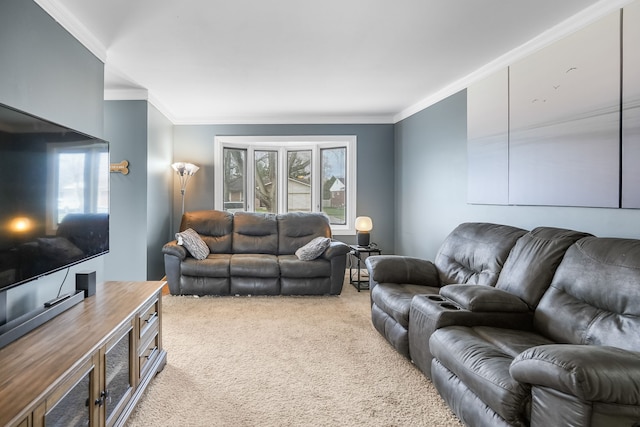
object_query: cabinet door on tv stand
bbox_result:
[104,321,136,427]
[33,353,101,427]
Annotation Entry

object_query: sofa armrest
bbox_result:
[440,284,530,312]
[365,255,439,286]
[510,344,640,404]
[321,240,350,259]
[162,240,188,260]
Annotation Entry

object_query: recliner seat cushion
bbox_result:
[181,254,231,277]
[230,254,279,277]
[278,255,331,278]
[371,283,439,328]
[430,325,553,425]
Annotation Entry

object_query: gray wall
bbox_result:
[104,101,148,281]
[173,124,396,252]
[0,0,103,138]
[395,89,640,260]
[146,104,173,279]
[104,100,173,281]
[0,0,105,319]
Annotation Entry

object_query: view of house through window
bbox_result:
[223,148,246,211]
[255,150,278,213]
[321,147,346,225]
[215,136,356,234]
[287,150,312,212]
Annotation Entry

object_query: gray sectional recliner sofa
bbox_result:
[163,210,350,296]
[366,222,640,427]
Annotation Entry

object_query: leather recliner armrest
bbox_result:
[510,344,640,404]
[321,240,350,259]
[440,284,530,312]
[365,255,439,286]
[162,240,188,260]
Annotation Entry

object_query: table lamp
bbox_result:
[355,216,373,247]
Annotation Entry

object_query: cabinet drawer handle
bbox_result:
[145,312,158,323]
[146,346,158,360]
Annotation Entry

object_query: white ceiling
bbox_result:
[36,0,629,124]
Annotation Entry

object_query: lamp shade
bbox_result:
[171,162,199,176]
[355,216,373,232]
[172,162,200,215]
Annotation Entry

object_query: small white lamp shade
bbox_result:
[355,216,373,246]
[355,216,373,232]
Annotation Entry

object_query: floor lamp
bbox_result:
[172,162,200,215]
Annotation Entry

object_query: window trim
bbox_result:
[214,135,357,235]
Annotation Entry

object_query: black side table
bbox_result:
[349,245,382,291]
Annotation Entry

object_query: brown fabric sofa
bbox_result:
[162,210,350,296]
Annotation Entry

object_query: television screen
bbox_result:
[0,103,109,292]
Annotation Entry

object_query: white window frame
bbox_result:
[214,135,357,235]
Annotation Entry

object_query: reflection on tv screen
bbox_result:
[0,103,109,292]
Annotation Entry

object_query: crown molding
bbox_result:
[393,0,636,123]
[170,114,395,126]
[33,0,107,63]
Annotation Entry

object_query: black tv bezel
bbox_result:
[0,102,110,293]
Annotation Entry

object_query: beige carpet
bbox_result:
[127,277,462,427]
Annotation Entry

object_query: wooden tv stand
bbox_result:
[0,281,167,427]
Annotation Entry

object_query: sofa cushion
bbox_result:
[278,255,331,278]
[277,212,331,255]
[232,212,278,254]
[181,254,231,277]
[295,236,330,260]
[495,227,591,309]
[534,237,640,351]
[180,210,233,253]
[430,326,535,425]
[434,223,527,286]
[230,254,279,277]
[175,228,210,260]
[371,283,439,328]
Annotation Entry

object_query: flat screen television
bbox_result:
[0,102,109,293]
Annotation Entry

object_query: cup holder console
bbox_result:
[425,294,461,310]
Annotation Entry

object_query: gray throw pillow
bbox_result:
[176,228,209,260]
[295,236,331,261]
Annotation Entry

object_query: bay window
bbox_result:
[214,136,357,234]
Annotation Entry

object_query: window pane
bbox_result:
[287,150,312,212]
[57,153,85,224]
[255,150,277,213]
[321,147,346,225]
[223,148,246,211]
